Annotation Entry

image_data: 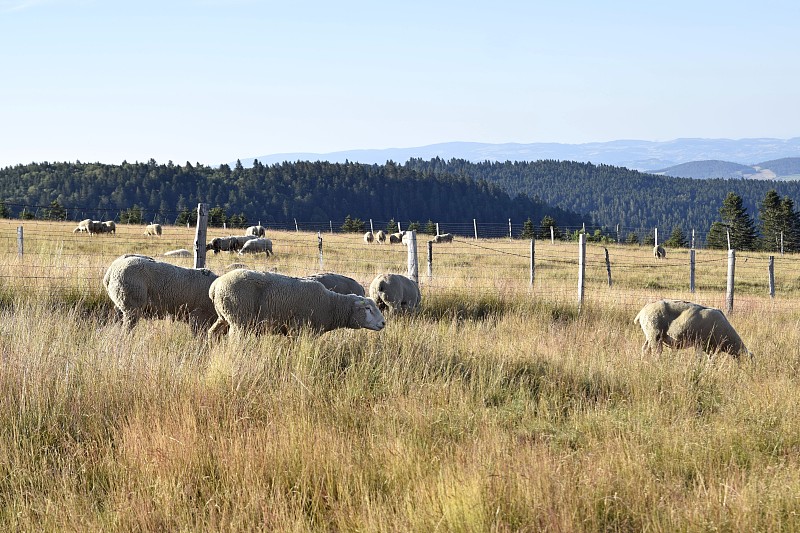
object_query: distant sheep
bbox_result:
[100,221,116,235]
[634,299,751,358]
[376,230,386,244]
[388,232,404,244]
[245,225,266,237]
[238,237,273,256]
[86,220,104,235]
[73,219,92,233]
[369,273,421,314]
[103,254,218,333]
[653,245,666,259]
[206,235,256,254]
[207,269,385,338]
[144,223,162,237]
[162,249,191,258]
[363,231,374,244]
[303,272,365,297]
[433,233,453,243]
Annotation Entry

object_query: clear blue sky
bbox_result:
[1,0,798,168]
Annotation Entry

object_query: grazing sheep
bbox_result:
[206,236,238,254]
[207,269,385,338]
[238,237,273,256]
[73,219,92,233]
[86,220,104,235]
[376,230,387,244]
[103,254,218,333]
[653,245,666,259]
[246,225,266,237]
[100,220,116,235]
[162,249,191,258]
[144,223,162,237]
[363,231,374,244]
[634,299,751,358]
[303,272,365,297]
[433,233,454,243]
[388,232,404,244]
[368,273,421,314]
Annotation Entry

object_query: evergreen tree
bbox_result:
[706,221,729,249]
[20,207,35,220]
[386,219,399,234]
[0,201,9,218]
[643,232,655,246]
[43,200,67,221]
[208,206,227,227]
[758,189,783,252]
[538,215,560,239]
[407,221,421,232]
[779,197,800,252]
[423,220,437,235]
[664,226,689,248]
[120,205,143,225]
[520,217,535,239]
[341,214,355,232]
[625,232,639,245]
[718,191,758,250]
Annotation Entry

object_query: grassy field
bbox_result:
[1,219,799,531]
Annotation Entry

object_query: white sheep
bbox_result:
[87,220,104,235]
[144,223,162,236]
[73,219,92,233]
[388,231,404,244]
[653,244,666,259]
[162,249,191,258]
[100,220,116,234]
[207,269,385,338]
[303,272,365,297]
[206,236,238,254]
[634,299,751,358]
[246,225,266,237]
[376,230,387,244]
[103,254,218,333]
[368,273,421,314]
[363,231,374,244]
[238,237,273,256]
[433,233,454,243]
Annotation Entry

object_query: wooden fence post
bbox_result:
[427,240,433,279]
[508,218,512,239]
[726,249,735,314]
[17,226,23,257]
[369,219,374,234]
[654,227,658,247]
[473,219,478,240]
[294,218,299,232]
[406,230,419,284]
[691,229,695,249]
[604,247,612,287]
[690,248,696,293]
[435,222,440,236]
[769,255,775,298]
[329,221,333,234]
[550,225,554,244]
[318,232,323,269]
[578,233,586,310]
[530,239,535,288]
[193,203,208,269]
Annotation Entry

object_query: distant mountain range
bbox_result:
[653,157,800,180]
[241,137,800,175]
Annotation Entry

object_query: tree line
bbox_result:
[0,159,586,234]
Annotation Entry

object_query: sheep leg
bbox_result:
[208,317,230,341]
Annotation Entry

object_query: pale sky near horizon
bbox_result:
[1,0,798,168]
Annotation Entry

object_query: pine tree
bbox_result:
[706,221,729,249]
[538,215,560,239]
[423,220,437,235]
[718,191,758,250]
[386,219,399,234]
[779,196,800,252]
[625,232,639,245]
[520,218,535,239]
[758,189,783,252]
[664,226,689,248]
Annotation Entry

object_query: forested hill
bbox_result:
[0,159,585,230]
[405,158,800,234]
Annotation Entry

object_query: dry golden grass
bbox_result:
[0,219,799,531]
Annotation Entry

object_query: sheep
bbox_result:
[102,254,218,333]
[245,225,266,237]
[238,237,273,256]
[206,236,238,254]
[144,223,162,237]
[368,273,421,314]
[231,235,257,250]
[376,230,387,244]
[73,219,92,233]
[100,220,116,235]
[654,244,666,259]
[388,231,404,244]
[162,249,191,258]
[364,231,374,244]
[303,272,365,297]
[87,220,104,235]
[207,269,385,338]
[634,299,751,358]
[433,233,454,243]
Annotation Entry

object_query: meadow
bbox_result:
[1,219,799,531]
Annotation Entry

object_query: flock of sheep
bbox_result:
[73,219,116,235]
[362,230,454,245]
[93,222,750,359]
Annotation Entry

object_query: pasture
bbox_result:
[1,219,799,531]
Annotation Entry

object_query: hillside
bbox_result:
[652,160,756,180]
[404,158,800,238]
[0,160,585,233]
[755,157,800,180]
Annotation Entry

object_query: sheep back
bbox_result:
[634,299,700,355]
[434,233,453,243]
[245,225,266,237]
[208,269,384,336]
[368,273,421,313]
[666,307,751,358]
[303,273,365,296]
[145,223,163,236]
[376,230,386,244]
[654,245,666,259]
[238,237,273,256]
[364,231,374,244]
[103,254,218,332]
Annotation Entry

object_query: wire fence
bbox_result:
[1,218,798,318]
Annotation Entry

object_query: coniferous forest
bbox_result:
[3,157,800,249]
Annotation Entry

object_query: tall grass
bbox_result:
[0,220,799,530]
